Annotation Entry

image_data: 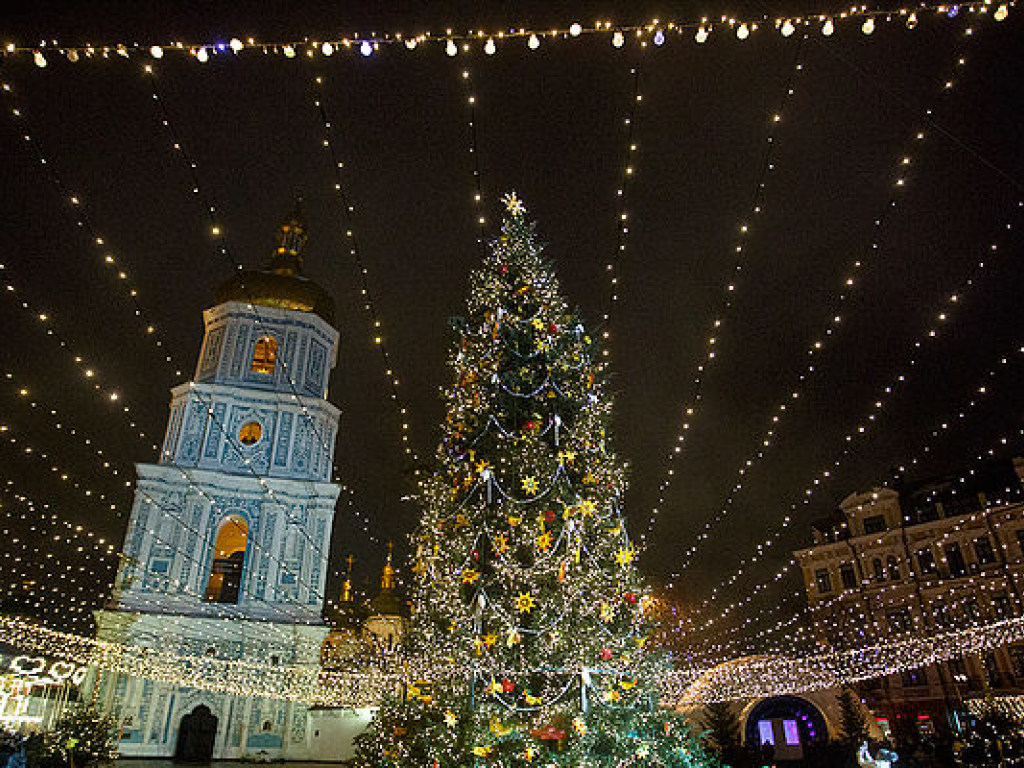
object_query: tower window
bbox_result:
[205,514,248,604]
[239,421,262,446]
[251,336,278,375]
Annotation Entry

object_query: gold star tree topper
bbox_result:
[502,191,526,216]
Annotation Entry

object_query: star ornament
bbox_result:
[444,710,457,727]
[516,592,537,614]
[502,191,527,216]
[615,547,636,566]
[521,475,540,494]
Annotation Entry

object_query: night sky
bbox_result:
[1,2,1023,651]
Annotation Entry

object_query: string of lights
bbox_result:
[0,263,154,446]
[639,34,808,542]
[7,2,1013,64]
[663,22,983,567]
[599,56,643,362]
[311,72,420,475]
[456,64,486,251]
[665,197,1024,598]
[0,79,184,377]
[1,371,131,480]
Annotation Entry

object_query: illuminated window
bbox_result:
[783,720,801,745]
[251,336,277,375]
[758,720,774,746]
[239,421,262,446]
[205,515,247,604]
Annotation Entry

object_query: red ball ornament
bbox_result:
[599,647,613,660]
[472,548,481,561]
[543,509,556,523]
[623,591,637,603]
[499,264,508,275]
[502,678,515,693]
[548,323,558,333]
[523,420,538,432]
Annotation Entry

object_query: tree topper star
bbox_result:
[502,191,526,216]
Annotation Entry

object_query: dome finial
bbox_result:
[381,541,395,591]
[269,198,307,275]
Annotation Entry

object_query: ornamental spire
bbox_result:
[269,197,307,275]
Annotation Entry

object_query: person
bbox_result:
[760,739,775,767]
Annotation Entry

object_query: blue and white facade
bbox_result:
[93,254,349,759]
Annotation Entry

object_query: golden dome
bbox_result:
[215,204,336,325]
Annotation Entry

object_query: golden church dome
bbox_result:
[215,204,336,325]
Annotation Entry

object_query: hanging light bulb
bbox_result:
[861,17,875,34]
[611,31,625,48]
[66,49,79,62]
[994,4,1009,21]
[281,45,294,59]
[197,46,210,62]
[149,45,163,59]
[736,23,750,39]
[484,37,496,55]
[654,29,665,46]
[359,40,373,56]
[906,12,918,28]
[446,39,458,56]
[822,18,835,36]
[229,38,244,53]
[695,25,709,43]
[569,22,583,37]
[321,42,334,56]
[33,50,47,67]
[781,19,796,37]
[404,38,418,49]
[528,33,540,49]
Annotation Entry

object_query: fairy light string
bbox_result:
[6,2,1014,64]
[666,30,1015,577]
[599,56,643,360]
[310,72,421,475]
[0,79,184,378]
[672,340,1024,643]
[641,33,808,541]
[456,64,486,251]
[0,264,153,446]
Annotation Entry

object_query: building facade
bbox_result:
[91,210,347,760]
[795,457,1024,737]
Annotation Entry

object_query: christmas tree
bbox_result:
[354,193,714,767]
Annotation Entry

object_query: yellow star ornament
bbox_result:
[521,475,540,494]
[615,547,636,566]
[516,592,537,614]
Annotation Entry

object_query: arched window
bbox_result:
[251,336,277,375]
[204,515,248,604]
[887,555,901,581]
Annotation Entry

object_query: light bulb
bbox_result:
[484,38,496,55]
[822,18,835,36]
[67,49,79,62]
[654,29,665,46]
[446,39,458,56]
[528,33,540,49]
[281,45,294,59]
[150,45,163,58]
[33,50,47,67]
[569,22,583,37]
[906,12,918,28]
[229,38,243,53]
[995,4,1009,21]
[736,23,750,39]
[321,42,334,55]
[404,38,417,49]
[197,47,210,62]
[862,17,875,34]
[612,31,624,48]
[360,40,373,56]
[695,25,709,43]
[781,20,795,37]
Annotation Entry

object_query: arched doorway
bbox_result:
[204,515,248,603]
[174,704,218,763]
[744,695,828,762]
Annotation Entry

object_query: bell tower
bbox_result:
[93,208,344,760]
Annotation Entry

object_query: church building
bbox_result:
[90,208,352,760]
